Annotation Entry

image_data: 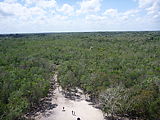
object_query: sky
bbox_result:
[0,0,160,33]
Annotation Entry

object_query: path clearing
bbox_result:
[34,73,105,120]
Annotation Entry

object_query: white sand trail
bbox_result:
[35,74,105,120]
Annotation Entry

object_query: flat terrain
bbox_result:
[0,32,159,119]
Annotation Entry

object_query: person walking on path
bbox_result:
[62,107,65,111]
[77,117,80,120]
[72,110,76,116]
[72,111,73,115]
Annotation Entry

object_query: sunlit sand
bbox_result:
[35,74,104,120]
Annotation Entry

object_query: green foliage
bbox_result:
[149,98,160,119]
[0,36,54,119]
[0,32,160,119]
[7,91,28,120]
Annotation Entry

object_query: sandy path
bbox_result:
[35,74,105,120]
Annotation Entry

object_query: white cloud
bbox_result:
[58,4,74,16]
[24,0,57,9]
[123,9,139,16]
[102,8,139,21]
[0,0,71,33]
[4,0,17,3]
[37,0,57,9]
[0,0,160,33]
[85,14,106,21]
[134,0,160,21]
[136,0,155,8]
[77,0,102,14]
[103,9,118,16]
[23,0,36,5]
[0,1,46,20]
[0,2,26,16]
[146,0,160,15]
[84,8,158,31]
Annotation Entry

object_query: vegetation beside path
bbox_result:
[0,32,160,120]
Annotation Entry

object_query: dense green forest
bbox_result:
[0,32,160,120]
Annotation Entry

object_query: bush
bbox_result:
[149,98,160,120]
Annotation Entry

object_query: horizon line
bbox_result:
[0,30,160,35]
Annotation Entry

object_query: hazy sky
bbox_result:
[0,0,160,33]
